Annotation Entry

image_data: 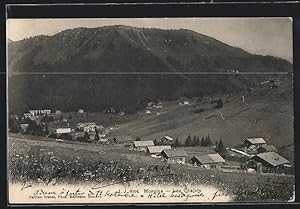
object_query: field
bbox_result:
[8,135,295,202]
[60,80,294,163]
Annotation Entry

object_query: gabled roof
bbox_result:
[208,154,226,163]
[162,149,187,158]
[134,140,154,147]
[162,136,174,141]
[147,145,171,154]
[245,138,266,144]
[261,144,278,152]
[99,138,109,142]
[254,152,289,167]
[193,153,225,164]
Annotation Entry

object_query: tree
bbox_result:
[215,140,219,148]
[214,99,223,109]
[200,137,205,146]
[94,128,100,143]
[205,134,212,147]
[196,136,200,146]
[192,135,197,146]
[173,138,181,147]
[136,136,141,141]
[9,118,21,133]
[185,133,192,146]
[217,139,226,153]
[60,115,63,121]
[153,138,159,145]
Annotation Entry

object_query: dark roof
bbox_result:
[162,149,187,158]
[260,144,278,152]
[253,152,289,167]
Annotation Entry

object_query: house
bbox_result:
[55,110,62,114]
[244,138,266,148]
[49,122,71,136]
[78,109,84,113]
[20,123,29,132]
[257,144,278,153]
[179,101,190,106]
[161,149,187,164]
[250,152,289,172]
[189,153,226,169]
[145,110,151,114]
[147,145,171,155]
[158,136,174,145]
[29,110,51,116]
[76,122,96,132]
[99,138,110,144]
[133,140,154,151]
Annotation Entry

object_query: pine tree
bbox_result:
[196,136,200,146]
[200,137,205,146]
[192,135,197,146]
[174,138,181,147]
[218,139,226,153]
[95,128,100,143]
[136,136,141,141]
[185,133,192,146]
[215,140,219,149]
[206,134,212,146]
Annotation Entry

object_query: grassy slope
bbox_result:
[108,81,294,162]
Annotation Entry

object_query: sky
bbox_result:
[7,18,293,62]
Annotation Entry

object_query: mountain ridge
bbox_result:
[8,25,292,114]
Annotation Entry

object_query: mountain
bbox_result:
[7,25,292,114]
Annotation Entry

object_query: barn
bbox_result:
[133,140,154,151]
[147,145,171,155]
[189,153,226,169]
[244,138,266,148]
[250,152,290,173]
[161,149,187,164]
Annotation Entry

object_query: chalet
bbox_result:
[189,153,226,169]
[55,110,62,114]
[257,144,278,153]
[99,138,109,144]
[20,123,29,132]
[250,152,289,172]
[77,122,96,132]
[29,110,51,116]
[133,140,154,151]
[159,136,174,145]
[244,138,266,148]
[161,149,187,164]
[147,145,171,155]
[49,122,71,136]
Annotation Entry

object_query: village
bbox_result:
[8,85,293,177]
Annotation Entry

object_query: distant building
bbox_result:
[49,122,71,136]
[161,149,187,164]
[189,153,226,169]
[55,110,62,114]
[250,152,289,172]
[157,136,174,145]
[78,109,84,113]
[133,140,154,151]
[20,123,29,132]
[145,110,151,114]
[29,110,51,116]
[99,138,110,144]
[77,122,96,132]
[257,144,278,153]
[244,138,266,148]
[147,145,171,155]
